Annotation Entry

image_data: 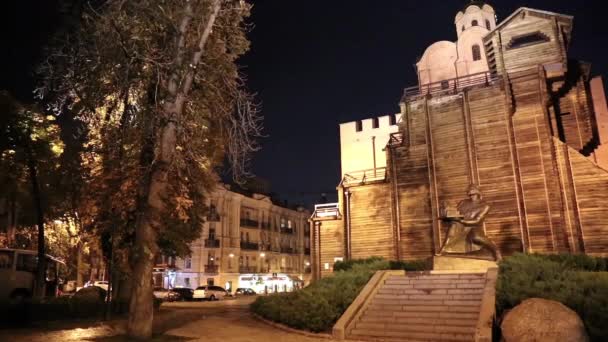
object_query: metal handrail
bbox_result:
[342,167,387,186]
[402,71,502,100]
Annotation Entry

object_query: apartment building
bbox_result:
[153,184,311,292]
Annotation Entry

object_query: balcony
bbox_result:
[204,239,220,248]
[312,203,341,219]
[280,247,296,254]
[342,168,387,187]
[261,222,271,230]
[240,218,259,228]
[402,71,501,101]
[204,264,219,273]
[281,267,295,273]
[239,266,257,273]
[280,227,294,234]
[240,241,259,250]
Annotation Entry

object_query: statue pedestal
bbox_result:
[433,255,497,272]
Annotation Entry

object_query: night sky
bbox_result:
[1,1,606,207]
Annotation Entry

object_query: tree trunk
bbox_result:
[76,241,84,288]
[27,154,46,299]
[126,1,222,338]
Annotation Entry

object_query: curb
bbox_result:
[252,313,333,339]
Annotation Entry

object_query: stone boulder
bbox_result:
[501,298,589,342]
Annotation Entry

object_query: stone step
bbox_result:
[356,321,477,335]
[363,309,480,320]
[370,298,481,307]
[381,282,485,290]
[360,315,477,327]
[365,303,481,313]
[384,278,486,285]
[377,288,484,296]
[374,293,482,301]
[349,329,475,342]
[387,273,485,280]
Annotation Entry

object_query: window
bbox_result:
[245,256,249,266]
[207,278,214,286]
[184,278,190,287]
[355,120,362,132]
[441,80,450,89]
[240,232,244,241]
[209,227,216,240]
[485,19,491,30]
[246,232,250,242]
[506,31,551,50]
[472,44,482,61]
[208,201,220,221]
[461,25,465,32]
[239,256,243,266]
[387,115,395,126]
[287,220,292,229]
[208,252,215,264]
[372,117,379,129]
[472,20,478,26]
[0,250,13,269]
[16,253,37,273]
[185,257,192,269]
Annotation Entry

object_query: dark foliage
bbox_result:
[496,253,608,341]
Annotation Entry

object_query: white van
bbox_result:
[193,285,227,301]
[0,248,64,300]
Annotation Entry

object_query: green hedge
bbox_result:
[497,253,608,341]
[251,257,430,332]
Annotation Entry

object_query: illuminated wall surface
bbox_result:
[315,4,608,278]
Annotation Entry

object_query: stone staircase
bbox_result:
[346,272,488,342]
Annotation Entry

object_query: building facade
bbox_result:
[311,3,608,280]
[154,185,311,292]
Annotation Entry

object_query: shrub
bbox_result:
[252,257,430,332]
[497,253,608,342]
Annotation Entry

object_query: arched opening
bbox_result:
[472,20,478,27]
[485,19,491,30]
[472,44,482,61]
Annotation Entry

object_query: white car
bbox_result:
[193,285,227,301]
[87,280,109,291]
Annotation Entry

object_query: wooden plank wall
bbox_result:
[467,85,526,253]
[426,95,472,249]
[347,183,395,260]
[560,140,608,256]
[393,101,435,260]
[509,70,566,253]
[498,15,564,74]
[318,219,344,277]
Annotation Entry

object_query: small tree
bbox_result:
[38,0,261,338]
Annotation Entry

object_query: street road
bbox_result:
[0,297,331,341]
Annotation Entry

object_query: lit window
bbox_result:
[472,20,478,27]
[472,44,482,61]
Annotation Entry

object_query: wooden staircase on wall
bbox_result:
[346,272,488,342]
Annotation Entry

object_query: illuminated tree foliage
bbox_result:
[0,91,65,298]
[37,0,260,337]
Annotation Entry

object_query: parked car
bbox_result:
[153,287,170,300]
[234,288,256,296]
[193,285,227,301]
[168,287,194,301]
[85,280,109,291]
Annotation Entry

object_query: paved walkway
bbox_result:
[0,297,333,342]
